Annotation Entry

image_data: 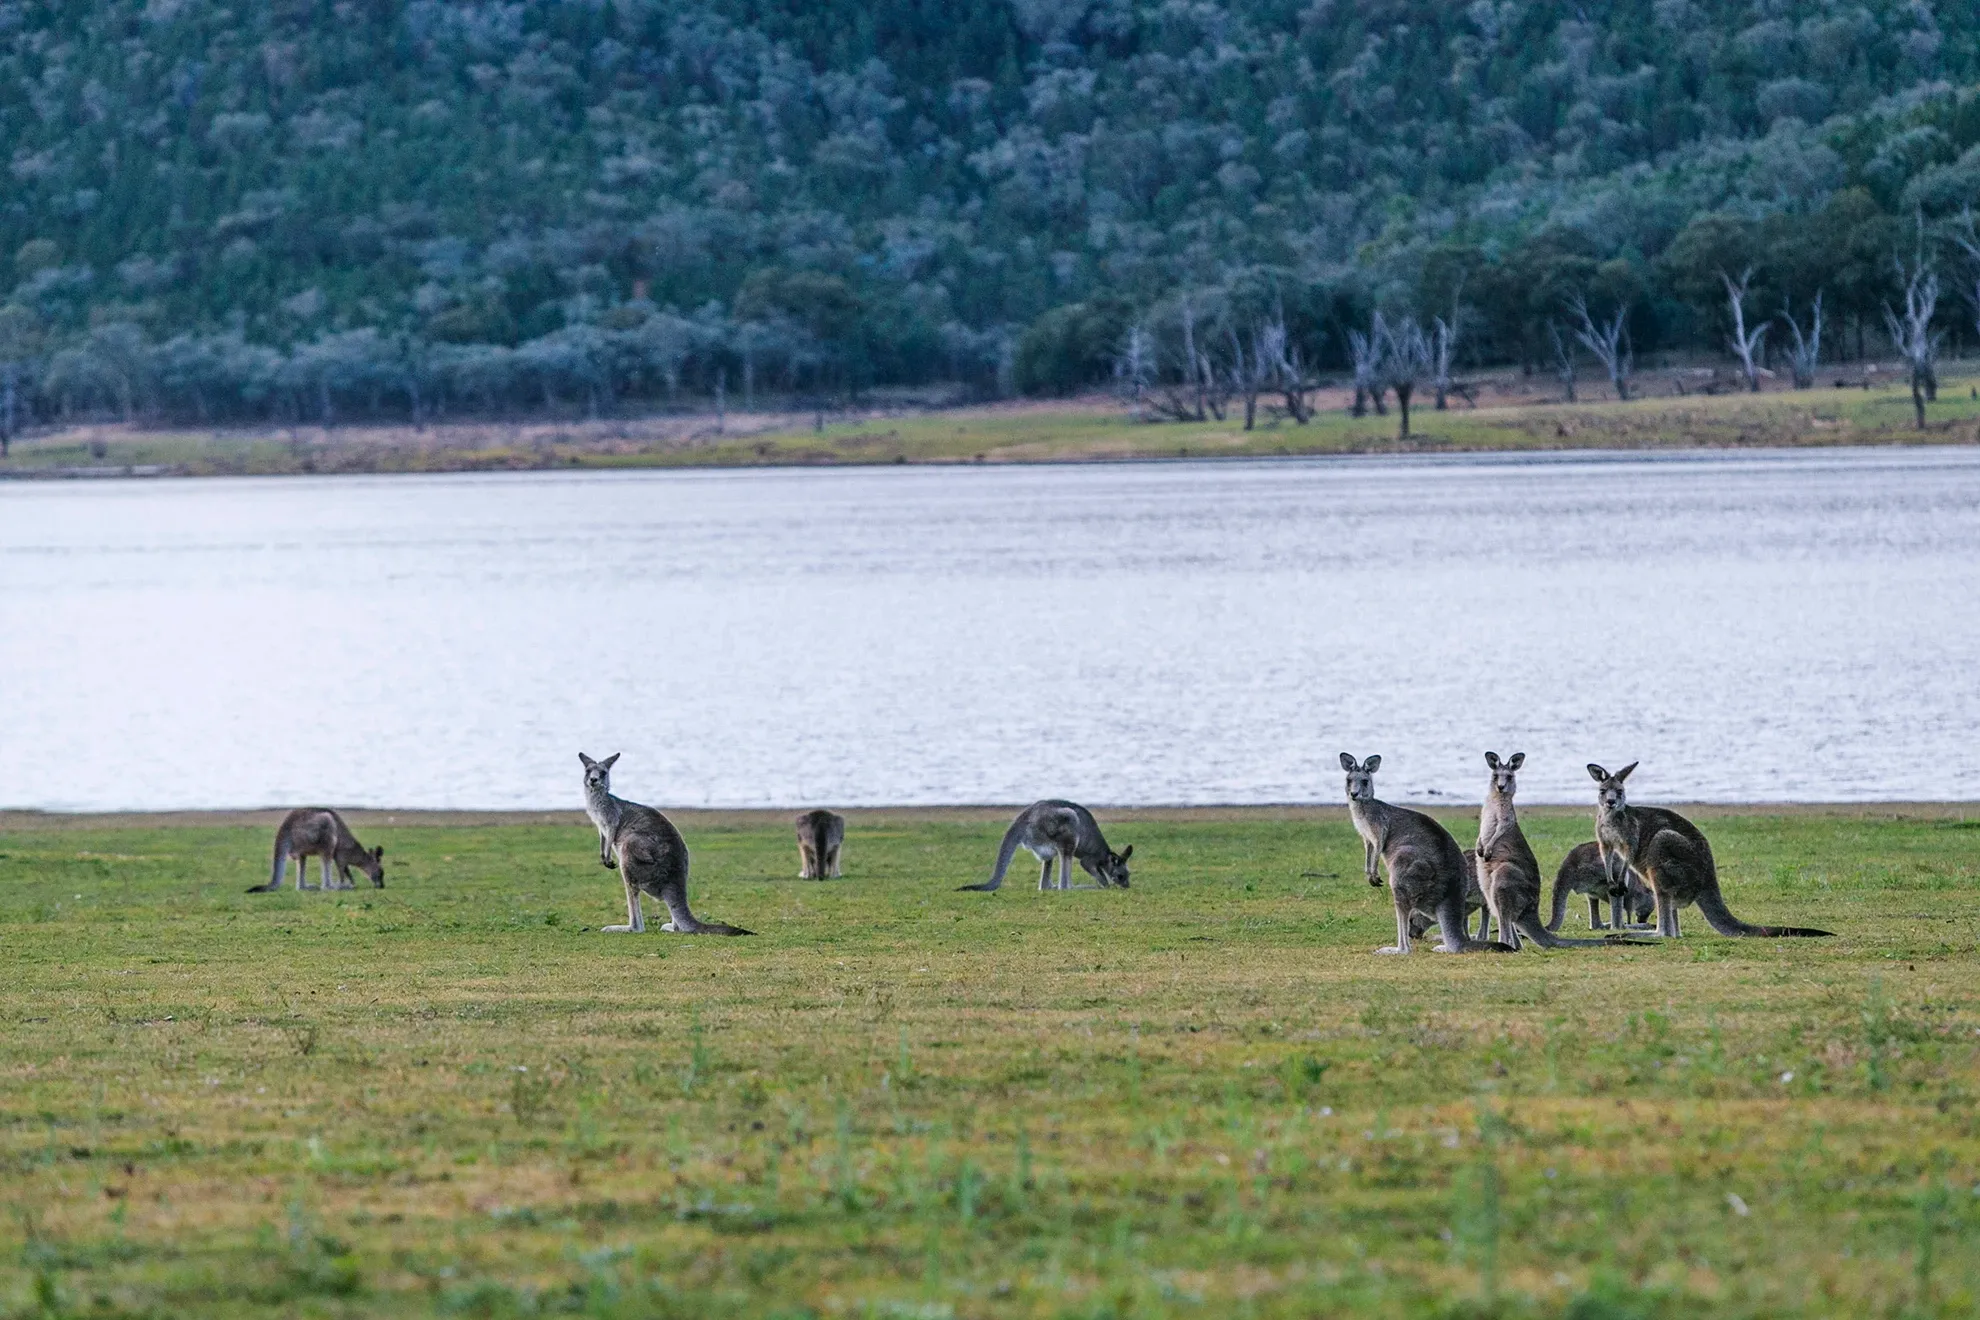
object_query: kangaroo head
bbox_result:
[364,844,385,888]
[1339,752,1380,802]
[1484,750,1524,797]
[579,751,620,793]
[1587,761,1636,814]
[1095,843,1132,889]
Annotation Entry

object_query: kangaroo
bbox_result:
[1475,752,1631,950]
[580,753,751,935]
[1547,841,1655,932]
[247,809,383,892]
[796,809,845,879]
[957,800,1131,892]
[1589,762,1832,938]
[1340,754,1508,955]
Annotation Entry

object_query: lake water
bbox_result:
[3,447,1978,811]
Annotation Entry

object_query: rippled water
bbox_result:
[3,447,1977,810]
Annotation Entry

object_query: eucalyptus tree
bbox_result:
[1568,295,1633,401]
[1882,257,1940,429]
[1719,270,1768,392]
[1778,292,1824,390]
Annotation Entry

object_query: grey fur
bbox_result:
[957,800,1132,892]
[581,752,751,935]
[795,809,845,879]
[1340,753,1510,955]
[1475,752,1636,950]
[247,808,383,893]
[1589,762,1833,938]
[1408,849,1490,941]
[1546,841,1655,932]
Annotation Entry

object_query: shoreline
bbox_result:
[5,802,1975,831]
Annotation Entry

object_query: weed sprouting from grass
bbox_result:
[833,1097,858,1210]
[1456,1105,1508,1303]
[956,1159,980,1225]
[682,1008,712,1096]
[1281,1053,1329,1103]
[1011,1121,1032,1209]
[1863,979,1892,1092]
[510,1066,553,1127]
[896,1025,913,1085]
[1914,1171,1951,1316]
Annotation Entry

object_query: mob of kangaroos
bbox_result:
[580,752,751,935]
[248,808,384,893]
[959,799,1131,892]
[1473,752,1634,950]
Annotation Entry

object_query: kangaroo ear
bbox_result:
[1507,752,1524,770]
[1339,752,1357,771]
[1484,751,1500,769]
[1587,763,1608,782]
[602,752,620,769]
[1118,844,1132,862]
[579,752,596,769]
[1364,754,1380,773]
[1615,761,1637,781]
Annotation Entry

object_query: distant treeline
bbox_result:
[3,0,1980,438]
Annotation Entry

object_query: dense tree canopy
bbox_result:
[3,0,1980,426]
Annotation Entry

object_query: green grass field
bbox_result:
[3,806,1978,1318]
[6,372,1980,476]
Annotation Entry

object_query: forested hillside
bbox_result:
[3,0,1980,432]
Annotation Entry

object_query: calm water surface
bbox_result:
[3,448,1977,810]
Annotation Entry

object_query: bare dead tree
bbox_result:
[1778,291,1823,390]
[1883,257,1941,429]
[1568,295,1633,401]
[1546,320,1577,402]
[1263,318,1317,423]
[1431,315,1457,411]
[1378,316,1433,440]
[1228,325,1262,430]
[1720,269,1768,393]
[1953,207,1980,350]
[1112,323,1155,413]
[1347,324,1378,417]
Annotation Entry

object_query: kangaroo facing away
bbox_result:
[958,800,1131,892]
[580,753,751,935]
[795,809,845,880]
[247,809,383,892]
[1547,841,1655,932]
[1341,754,1509,955]
[1475,752,1631,950]
[1589,762,1833,938]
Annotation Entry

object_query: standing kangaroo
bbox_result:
[580,753,751,935]
[795,809,845,879]
[1409,850,1488,941]
[957,800,1131,892]
[1589,762,1833,938]
[1475,752,1628,950]
[247,809,383,892]
[1547,841,1655,932]
[1341,754,1508,955]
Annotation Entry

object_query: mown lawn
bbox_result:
[1,807,1977,1318]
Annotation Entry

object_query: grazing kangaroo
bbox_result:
[1340,754,1508,955]
[1475,752,1628,950]
[795,809,845,879]
[247,809,383,892]
[1547,841,1655,932]
[580,753,751,935]
[957,800,1131,892]
[1589,762,1833,938]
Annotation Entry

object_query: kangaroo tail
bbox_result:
[1696,887,1833,938]
[249,834,290,892]
[689,921,754,936]
[1544,877,1570,932]
[658,885,753,935]
[1437,903,1515,953]
[957,821,1024,892]
[1515,916,1649,948]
